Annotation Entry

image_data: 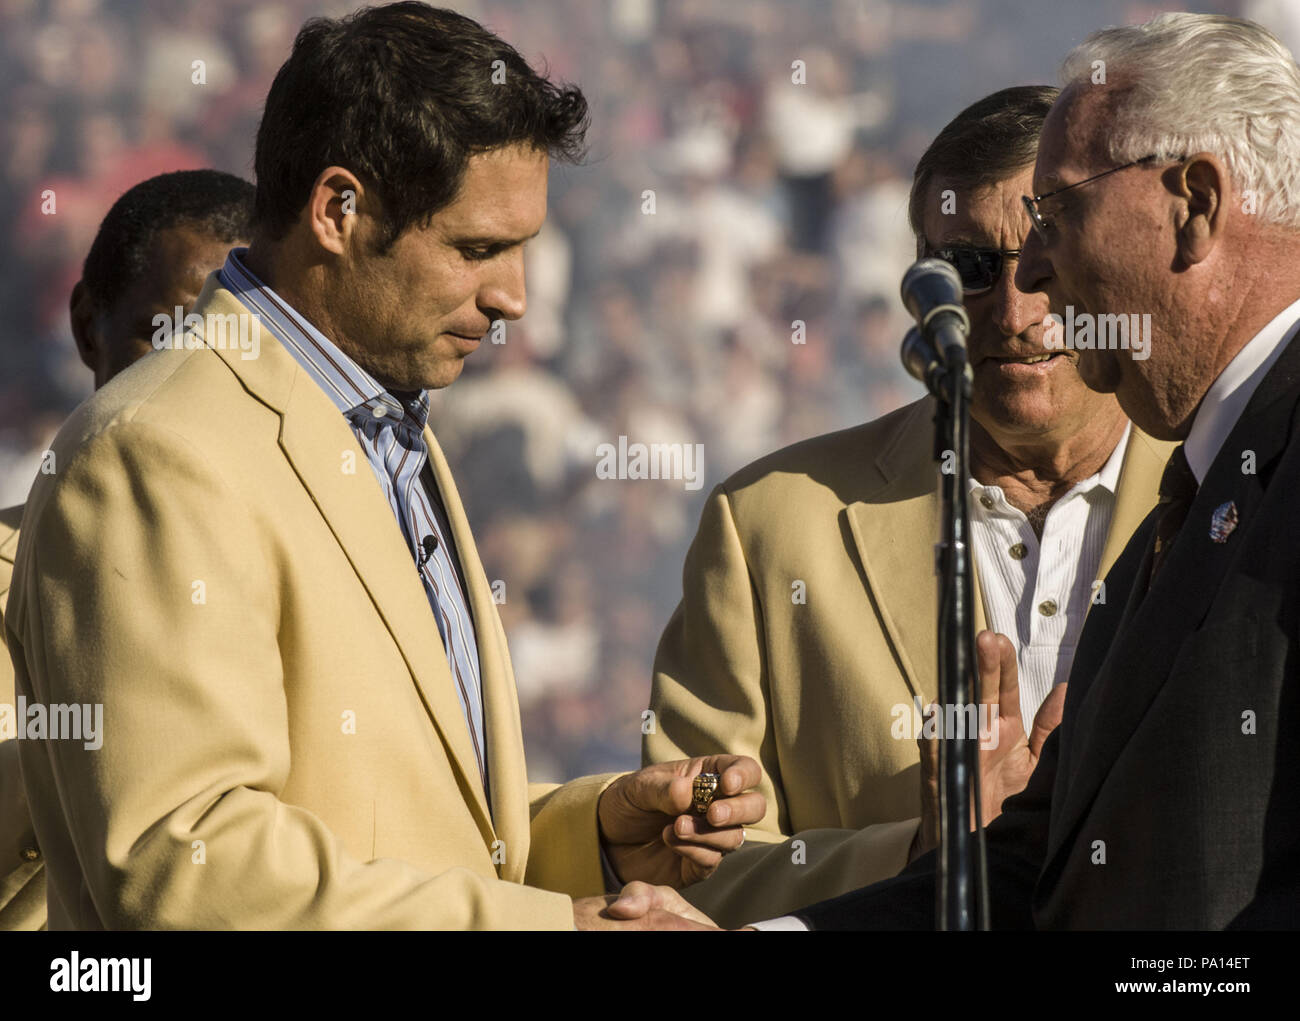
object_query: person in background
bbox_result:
[1,168,256,930]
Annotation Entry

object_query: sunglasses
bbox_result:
[926,245,1021,295]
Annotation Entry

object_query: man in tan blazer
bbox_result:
[0,505,38,929]
[7,5,759,930]
[0,169,256,930]
[644,86,1175,927]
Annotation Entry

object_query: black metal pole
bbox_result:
[932,350,989,930]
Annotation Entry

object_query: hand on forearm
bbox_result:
[574,882,719,930]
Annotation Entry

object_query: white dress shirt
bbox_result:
[1184,296,1300,484]
[968,424,1130,727]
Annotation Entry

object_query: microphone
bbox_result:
[417,534,438,568]
[900,258,971,367]
[900,326,943,389]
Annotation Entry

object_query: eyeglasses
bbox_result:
[1022,153,1179,243]
[925,245,1021,295]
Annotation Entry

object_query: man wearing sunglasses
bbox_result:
[786,11,1300,930]
[639,85,1172,928]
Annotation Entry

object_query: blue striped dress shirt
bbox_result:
[218,248,489,792]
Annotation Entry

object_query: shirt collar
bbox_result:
[968,421,1130,506]
[218,247,430,433]
[1093,419,1130,496]
[1183,296,1300,484]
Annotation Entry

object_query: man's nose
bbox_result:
[1013,229,1052,301]
[993,254,1049,337]
[480,247,527,322]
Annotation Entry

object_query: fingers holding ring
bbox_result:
[691,772,720,814]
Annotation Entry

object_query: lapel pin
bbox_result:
[1209,500,1238,543]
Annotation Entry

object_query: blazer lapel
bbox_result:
[198,279,497,845]
[1095,427,1173,597]
[1041,329,1300,874]
[845,399,988,709]
[0,504,21,575]
[1051,509,1156,787]
[423,428,531,884]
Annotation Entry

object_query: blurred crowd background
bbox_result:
[0,0,1280,780]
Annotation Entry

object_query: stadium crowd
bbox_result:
[0,0,1258,779]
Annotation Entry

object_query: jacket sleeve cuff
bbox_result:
[526,773,623,899]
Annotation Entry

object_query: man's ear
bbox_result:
[69,280,100,373]
[304,166,368,256]
[1172,152,1226,266]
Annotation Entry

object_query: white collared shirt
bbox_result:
[967,424,1130,727]
[1184,296,1300,484]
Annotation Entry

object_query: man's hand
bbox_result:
[969,630,1065,821]
[912,630,1066,860]
[573,881,719,930]
[598,756,764,888]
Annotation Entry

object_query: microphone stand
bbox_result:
[924,339,990,931]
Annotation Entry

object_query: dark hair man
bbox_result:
[6,3,760,930]
[71,170,257,389]
[0,168,256,931]
[642,85,1174,928]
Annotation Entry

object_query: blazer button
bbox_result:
[20,847,40,862]
[1037,599,1058,617]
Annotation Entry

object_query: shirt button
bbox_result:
[1008,542,1028,560]
[20,847,40,862]
[372,405,389,419]
[979,495,994,510]
[1038,599,1058,617]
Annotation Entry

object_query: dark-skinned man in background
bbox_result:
[1,169,255,930]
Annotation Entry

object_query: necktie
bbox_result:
[1148,444,1198,588]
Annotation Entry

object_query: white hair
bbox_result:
[1060,12,1300,230]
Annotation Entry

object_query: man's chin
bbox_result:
[974,373,1069,424]
[418,358,468,391]
[975,405,1067,438]
[1077,352,1120,394]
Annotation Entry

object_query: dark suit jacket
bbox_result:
[800,325,1300,930]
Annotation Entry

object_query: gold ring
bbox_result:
[692,772,720,814]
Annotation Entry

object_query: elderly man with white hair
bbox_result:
[771,11,1300,930]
